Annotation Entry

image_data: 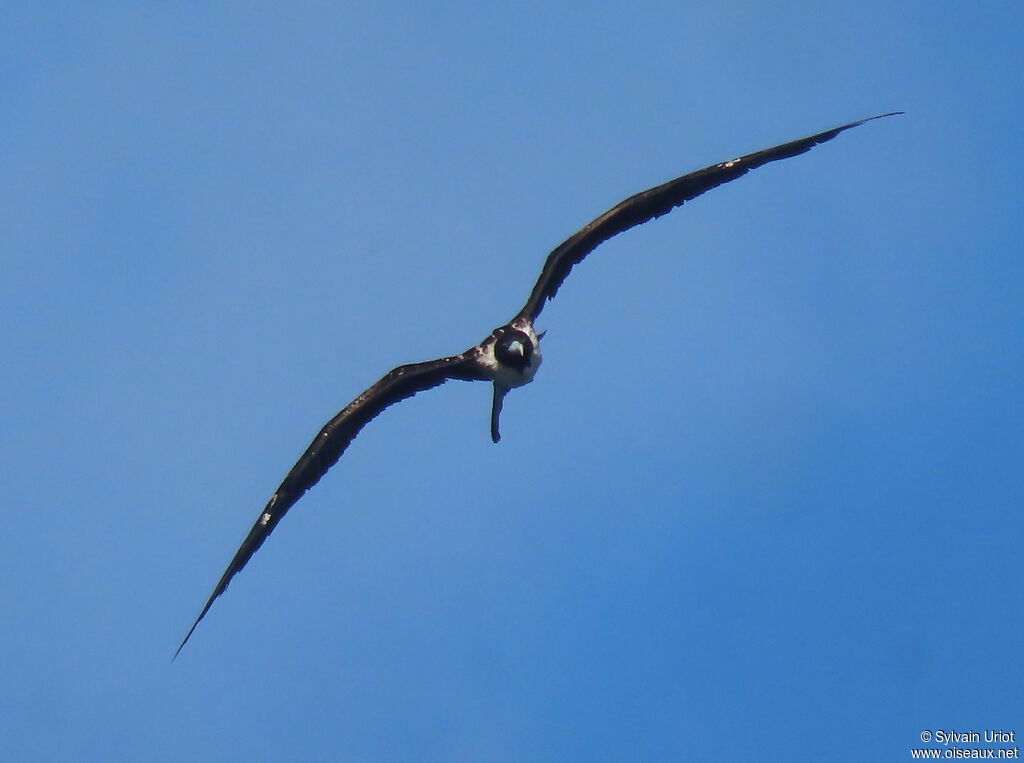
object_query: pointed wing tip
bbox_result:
[173,579,228,660]
[173,610,206,661]
[172,639,188,662]
[852,111,905,128]
[172,637,189,662]
[173,499,284,660]
[823,112,904,142]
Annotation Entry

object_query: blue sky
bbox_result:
[2,2,1021,761]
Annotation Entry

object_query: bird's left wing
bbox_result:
[175,351,485,658]
[517,112,902,322]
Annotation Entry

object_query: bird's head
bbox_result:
[495,328,534,372]
[485,320,543,389]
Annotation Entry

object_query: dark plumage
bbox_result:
[176,112,901,658]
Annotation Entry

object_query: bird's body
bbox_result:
[476,318,543,392]
[176,112,901,657]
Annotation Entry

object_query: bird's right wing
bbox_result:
[175,351,486,658]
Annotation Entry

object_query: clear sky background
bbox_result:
[2,3,1021,761]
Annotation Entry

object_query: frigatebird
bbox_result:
[176,112,901,657]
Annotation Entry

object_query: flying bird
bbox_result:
[176,112,901,657]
